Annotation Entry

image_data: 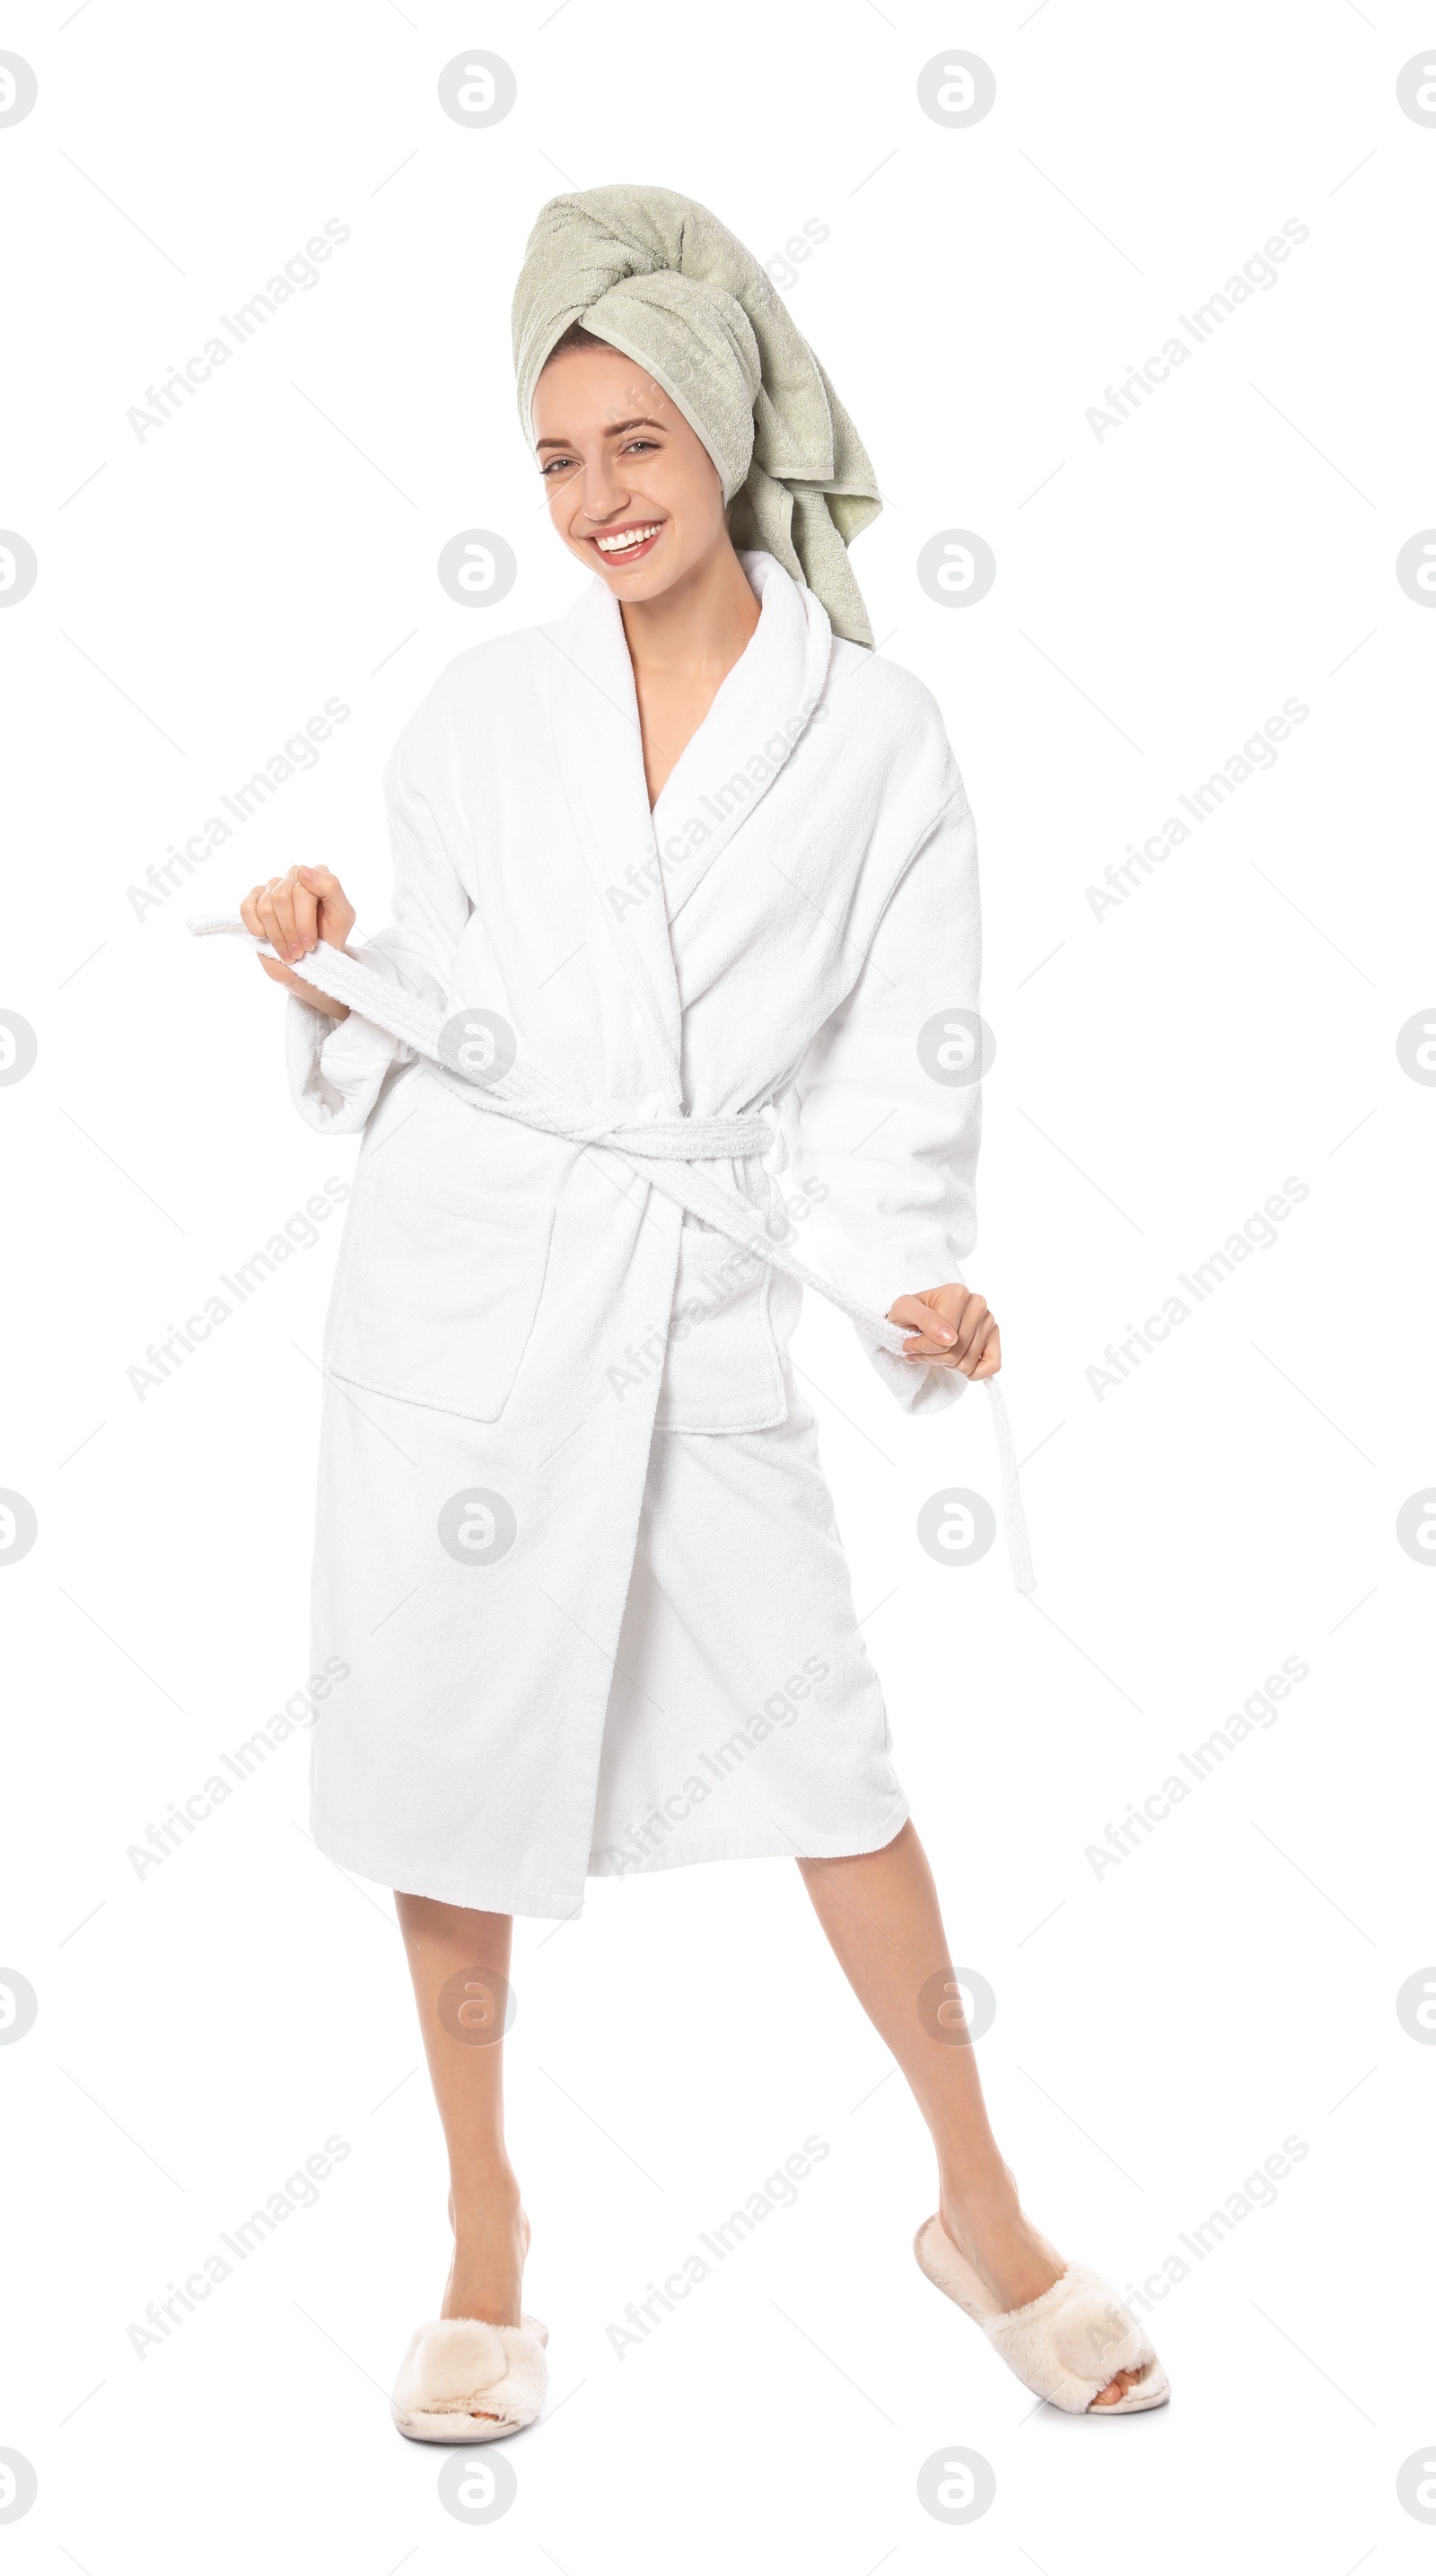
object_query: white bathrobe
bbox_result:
[284,552,982,1916]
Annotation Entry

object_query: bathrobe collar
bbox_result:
[538,554,836,1100]
[538,569,685,1102]
[650,551,835,919]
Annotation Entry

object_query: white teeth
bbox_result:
[595,524,661,554]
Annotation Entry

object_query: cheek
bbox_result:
[547,485,588,543]
[663,479,722,550]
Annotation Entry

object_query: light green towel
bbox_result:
[512,184,880,647]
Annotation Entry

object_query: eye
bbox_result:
[540,455,577,477]
[620,437,659,455]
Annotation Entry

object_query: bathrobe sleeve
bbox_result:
[784,787,982,1415]
[286,719,473,1135]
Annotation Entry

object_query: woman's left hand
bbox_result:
[888,1285,1001,1377]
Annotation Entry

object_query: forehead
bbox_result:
[530,342,675,439]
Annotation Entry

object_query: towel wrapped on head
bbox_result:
[512,184,880,646]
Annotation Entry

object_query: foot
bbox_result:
[937,2180,1153,2412]
[937,2178,1064,2311]
[1088,2366,1148,2407]
[441,2189,530,2331]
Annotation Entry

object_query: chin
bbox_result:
[596,557,687,602]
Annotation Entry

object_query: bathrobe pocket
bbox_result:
[327,1161,554,1424]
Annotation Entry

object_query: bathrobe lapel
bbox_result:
[654,551,834,920]
[538,579,684,1108]
[538,559,836,1107]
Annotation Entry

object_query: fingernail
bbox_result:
[935,1327,957,1345]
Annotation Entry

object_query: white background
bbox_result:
[3,1,1433,2565]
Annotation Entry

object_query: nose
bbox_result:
[576,455,633,523]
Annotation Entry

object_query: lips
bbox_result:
[589,521,664,565]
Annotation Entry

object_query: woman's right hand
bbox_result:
[241,866,355,1019]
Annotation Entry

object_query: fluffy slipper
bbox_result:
[915,2214,1169,2414]
[390,2314,549,2442]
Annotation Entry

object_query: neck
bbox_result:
[619,535,760,680]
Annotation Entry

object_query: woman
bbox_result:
[223,186,1167,2430]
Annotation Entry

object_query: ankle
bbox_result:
[448,2172,523,2242]
[939,2165,1021,2227]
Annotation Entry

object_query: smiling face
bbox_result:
[532,337,731,602]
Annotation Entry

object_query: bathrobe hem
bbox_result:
[587,1795,912,1883]
[313,1819,597,1923]
[310,1798,912,1921]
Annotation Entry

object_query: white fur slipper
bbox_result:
[915,2214,1169,2414]
[390,2314,549,2442]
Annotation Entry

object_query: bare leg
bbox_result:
[798,1823,1143,2406]
[394,1894,528,2328]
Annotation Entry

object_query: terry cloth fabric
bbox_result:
[587,1376,909,1879]
[188,910,1037,1598]
[511,183,881,646]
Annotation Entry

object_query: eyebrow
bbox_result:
[535,416,668,451]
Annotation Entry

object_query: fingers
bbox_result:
[289,874,320,955]
[250,867,346,964]
[948,1294,992,1372]
[242,881,299,987]
[888,1286,1002,1376]
[256,875,318,973]
[243,866,355,987]
[296,865,356,950]
[900,1328,959,1362]
[888,1292,959,1354]
[252,875,292,959]
[240,876,347,1013]
[968,1322,1003,1379]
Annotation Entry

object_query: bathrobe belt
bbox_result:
[189,916,1035,1592]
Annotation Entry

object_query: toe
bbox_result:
[1089,2364,1145,2409]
